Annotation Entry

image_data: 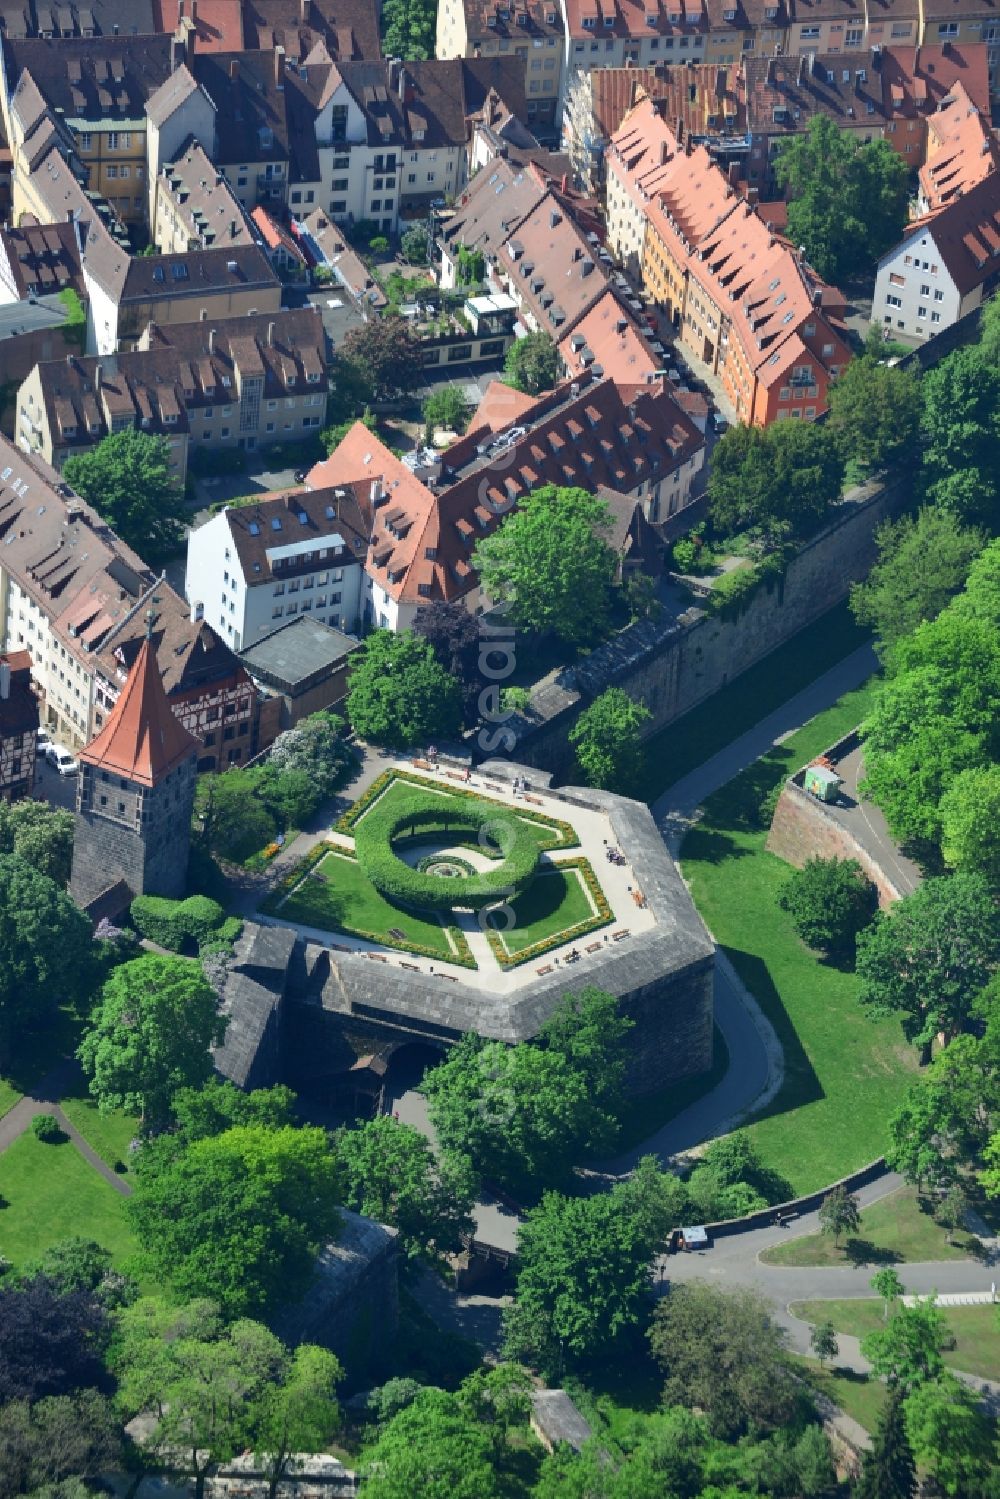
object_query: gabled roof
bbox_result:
[3,32,173,120]
[498,190,610,337]
[906,170,1000,295]
[559,289,659,397]
[0,219,84,298]
[79,630,199,786]
[243,0,381,62]
[920,80,1000,210]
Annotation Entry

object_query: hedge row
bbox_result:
[131,894,233,951]
[336,769,578,850]
[355,794,540,914]
[485,857,614,970]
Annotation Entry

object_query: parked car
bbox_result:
[36,727,52,750]
[294,468,309,484]
[711,411,730,433]
[45,745,78,775]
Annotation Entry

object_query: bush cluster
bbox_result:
[130,894,239,953]
[355,795,540,914]
[336,769,578,849]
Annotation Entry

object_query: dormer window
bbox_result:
[723,6,736,17]
[646,11,657,23]
[258,127,274,149]
[764,4,778,15]
[582,15,595,27]
[163,412,178,425]
[249,521,261,535]
[271,517,282,531]
[603,14,614,25]
[307,371,320,383]
[221,375,232,388]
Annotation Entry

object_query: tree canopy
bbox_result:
[0,1275,109,1404]
[127,1124,340,1316]
[827,339,922,475]
[473,485,617,646]
[649,1283,796,1439]
[346,630,463,748]
[78,954,226,1125]
[778,856,877,957]
[855,874,1000,1049]
[360,1386,500,1499]
[339,316,424,402]
[939,766,1000,883]
[63,430,188,560]
[0,855,94,1068]
[503,332,560,396]
[775,116,910,281]
[423,988,633,1194]
[569,687,652,795]
[707,420,845,541]
[335,1114,477,1258]
[849,508,984,659]
[921,345,1000,532]
[0,801,74,887]
[412,601,483,723]
[380,0,435,59]
[0,1391,121,1499]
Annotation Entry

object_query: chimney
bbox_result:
[209,327,216,353]
[94,362,103,394]
[190,600,204,624]
[267,320,275,346]
[797,51,805,85]
[675,115,683,143]
[660,139,668,165]
[728,160,739,185]
[229,57,239,81]
[560,173,568,193]
[399,66,413,103]
[0,662,10,701]
[170,34,184,71]
[274,44,285,90]
[300,0,308,21]
[191,0,198,18]
[389,57,400,93]
[178,0,186,14]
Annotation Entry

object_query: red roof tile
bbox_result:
[79,633,199,787]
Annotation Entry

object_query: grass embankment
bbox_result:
[680,679,919,1194]
[0,1132,137,1268]
[60,1094,139,1176]
[790,1300,1000,1384]
[637,600,871,803]
[761,1186,985,1266]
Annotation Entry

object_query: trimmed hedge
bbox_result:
[336,769,578,850]
[130,893,228,951]
[355,793,540,913]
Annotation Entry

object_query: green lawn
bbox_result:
[791,1300,1000,1383]
[637,600,871,803]
[0,1081,19,1119]
[60,1095,139,1175]
[0,1131,138,1268]
[789,1355,886,1433]
[681,680,919,1194]
[353,774,575,850]
[761,1186,984,1267]
[278,850,461,961]
[494,865,600,955]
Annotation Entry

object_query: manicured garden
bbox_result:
[760,1186,986,1267]
[274,848,469,964]
[790,1300,1000,1383]
[489,860,611,959]
[680,679,919,1194]
[0,1130,137,1268]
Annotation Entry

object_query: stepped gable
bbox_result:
[79,631,198,786]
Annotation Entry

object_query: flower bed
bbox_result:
[484,857,613,969]
[336,769,578,849]
[355,794,540,913]
[259,842,329,913]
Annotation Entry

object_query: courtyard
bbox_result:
[260,764,652,987]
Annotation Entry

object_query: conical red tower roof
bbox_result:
[80,634,199,788]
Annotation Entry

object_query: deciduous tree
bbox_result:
[708,420,844,539]
[872,1267,905,1322]
[127,1125,339,1317]
[855,875,1000,1050]
[569,686,652,794]
[473,485,617,646]
[171,1080,298,1141]
[0,801,75,887]
[422,386,469,440]
[503,331,559,395]
[335,1115,476,1258]
[649,1283,796,1438]
[775,116,909,281]
[818,1184,861,1247]
[360,1387,499,1499]
[346,630,463,748]
[252,1344,343,1499]
[0,1392,121,1499]
[827,345,922,474]
[412,601,482,721]
[861,1298,946,1390]
[849,509,984,658]
[778,856,877,957]
[940,766,1000,884]
[78,954,226,1125]
[0,856,94,1069]
[921,347,1000,531]
[903,1372,997,1496]
[810,1320,839,1367]
[340,316,423,401]
[0,1275,109,1403]
[63,430,188,560]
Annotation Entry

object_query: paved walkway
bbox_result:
[0,1058,131,1197]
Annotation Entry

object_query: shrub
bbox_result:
[370,235,390,254]
[31,1113,64,1143]
[778,856,878,957]
[354,794,540,913]
[130,894,227,951]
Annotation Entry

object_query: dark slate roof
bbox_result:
[213,920,296,1088]
[530,1391,593,1454]
[273,1208,398,1347]
[244,0,381,62]
[238,616,361,692]
[3,32,172,120]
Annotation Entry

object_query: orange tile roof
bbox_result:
[920,80,1000,210]
[465,380,541,441]
[559,289,659,396]
[79,633,199,787]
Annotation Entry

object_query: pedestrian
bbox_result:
[464,766,471,783]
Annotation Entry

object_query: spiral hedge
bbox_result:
[354,794,540,913]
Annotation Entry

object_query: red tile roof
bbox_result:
[559,289,659,396]
[905,170,1000,296]
[79,632,199,787]
[920,80,1000,210]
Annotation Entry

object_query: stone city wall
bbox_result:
[511,476,909,779]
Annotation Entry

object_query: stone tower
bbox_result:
[70,619,200,909]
